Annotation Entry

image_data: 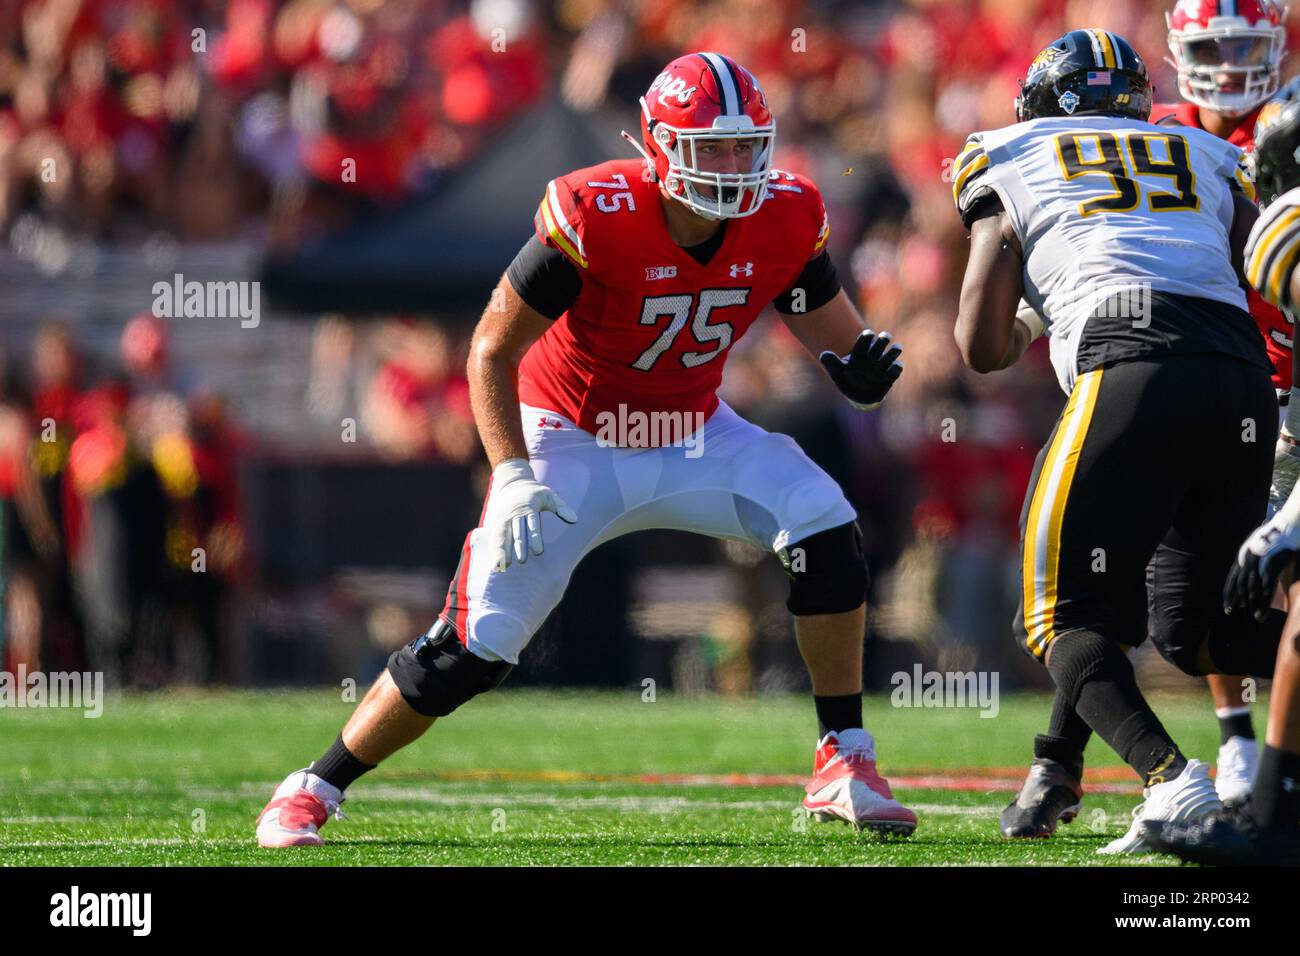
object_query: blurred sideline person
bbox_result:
[257,52,915,846]
[953,29,1284,854]
[1149,83,1300,865]
[1005,0,1293,833]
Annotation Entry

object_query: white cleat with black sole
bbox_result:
[1097,759,1221,855]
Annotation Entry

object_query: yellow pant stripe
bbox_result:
[1023,369,1104,658]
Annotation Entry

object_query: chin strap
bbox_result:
[620,129,658,183]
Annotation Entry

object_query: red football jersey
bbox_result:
[517,158,831,439]
[1151,101,1293,388]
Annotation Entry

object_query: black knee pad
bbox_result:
[1204,608,1286,679]
[783,521,869,617]
[1045,629,1125,705]
[1151,628,1208,677]
[387,619,513,717]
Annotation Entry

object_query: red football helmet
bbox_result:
[1167,0,1288,117]
[621,52,776,220]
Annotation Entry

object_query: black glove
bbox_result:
[1223,512,1300,621]
[819,329,903,410]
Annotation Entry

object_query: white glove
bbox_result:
[1268,435,1300,518]
[483,458,577,572]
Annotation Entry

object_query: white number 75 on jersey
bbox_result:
[586,173,636,213]
[632,290,750,370]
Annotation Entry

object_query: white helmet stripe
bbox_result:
[699,51,739,115]
[1222,0,1237,17]
[1106,32,1125,69]
[1087,30,1105,68]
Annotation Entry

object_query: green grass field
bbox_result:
[0,688,1248,866]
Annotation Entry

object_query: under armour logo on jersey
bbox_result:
[646,265,678,280]
[537,416,564,430]
[729,262,755,277]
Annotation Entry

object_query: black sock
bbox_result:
[1035,689,1092,777]
[1047,630,1185,787]
[1252,745,1300,828]
[1139,744,1187,788]
[814,694,862,738]
[1034,734,1084,781]
[1217,706,1255,745]
[309,735,375,791]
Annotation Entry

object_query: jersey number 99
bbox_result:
[1054,131,1199,217]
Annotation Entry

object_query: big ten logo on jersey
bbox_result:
[587,173,636,213]
[650,71,697,108]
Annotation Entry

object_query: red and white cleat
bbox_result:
[256,770,345,848]
[802,729,918,835]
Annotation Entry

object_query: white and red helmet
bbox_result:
[623,52,776,220]
[1167,0,1288,117]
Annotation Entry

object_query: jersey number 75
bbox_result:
[632,289,750,371]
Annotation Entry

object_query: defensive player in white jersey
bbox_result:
[952,29,1286,853]
[1148,80,1300,865]
[1003,3,1295,836]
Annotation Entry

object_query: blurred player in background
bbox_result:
[954,28,1286,854]
[257,52,915,846]
[1002,1,1295,839]
[1150,84,1300,865]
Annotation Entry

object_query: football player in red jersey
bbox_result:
[1001,0,1293,840]
[256,52,917,846]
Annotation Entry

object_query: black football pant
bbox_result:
[1015,355,1284,773]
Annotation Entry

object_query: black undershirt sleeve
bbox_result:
[962,190,1004,229]
[773,249,842,315]
[505,235,583,320]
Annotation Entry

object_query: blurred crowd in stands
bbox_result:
[0,316,245,684]
[5,0,1292,689]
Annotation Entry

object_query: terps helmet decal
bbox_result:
[648,72,699,108]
